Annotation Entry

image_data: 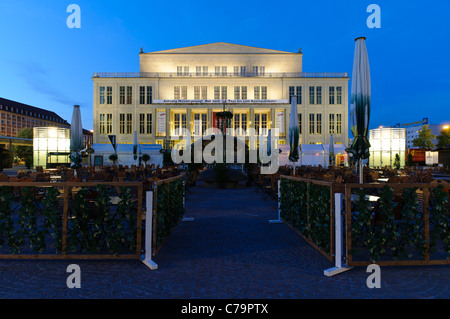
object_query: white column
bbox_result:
[324,193,353,276]
[141,191,158,270]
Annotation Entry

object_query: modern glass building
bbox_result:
[369,127,406,168]
[33,127,70,168]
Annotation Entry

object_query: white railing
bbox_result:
[93,72,348,78]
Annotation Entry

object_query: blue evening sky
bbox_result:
[0,0,449,131]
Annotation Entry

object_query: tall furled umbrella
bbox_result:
[267,128,272,157]
[329,134,335,167]
[346,37,371,183]
[69,105,83,176]
[288,97,300,175]
[133,130,138,165]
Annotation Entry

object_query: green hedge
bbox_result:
[351,185,449,262]
[279,178,331,253]
[155,178,185,251]
[0,185,138,256]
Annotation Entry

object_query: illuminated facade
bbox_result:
[0,97,70,137]
[369,127,406,168]
[33,127,71,168]
[92,42,349,147]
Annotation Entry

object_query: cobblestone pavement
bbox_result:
[0,184,449,299]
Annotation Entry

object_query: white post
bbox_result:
[269,179,283,223]
[324,193,353,276]
[141,191,158,270]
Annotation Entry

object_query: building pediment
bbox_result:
[146,42,295,55]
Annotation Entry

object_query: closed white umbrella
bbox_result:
[288,97,300,175]
[133,130,138,165]
[329,134,335,167]
[69,105,83,175]
[346,37,371,183]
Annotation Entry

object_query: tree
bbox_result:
[14,128,33,160]
[436,128,450,148]
[109,153,118,166]
[406,153,413,167]
[412,124,435,149]
[141,153,150,165]
[393,153,400,169]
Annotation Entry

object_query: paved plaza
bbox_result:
[0,183,448,299]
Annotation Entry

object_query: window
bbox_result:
[221,86,227,99]
[240,66,246,76]
[254,113,268,135]
[260,66,265,76]
[254,86,260,100]
[329,114,335,134]
[309,86,321,104]
[203,66,208,76]
[146,86,152,104]
[99,114,105,134]
[253,66,258,75]
[100,86,111,104]
[183,66,189,76]
[194,86,200,99]
[181,86,187,99]
[336,87,342,104]
[193,113,207,135]
[316,114,322,134]
[120,114,125,134]
[289,86,294,103]
[140,86,152,104]
[309,86,315,104]
[234,66,239,76]
[140,87,145,104]
[146,113,152,134]
[241,86,247,99]
[106,114,112,134]
[173,113,187,135]
[139,113,152,134]
[336,114,342,134]
[261,86,267,99]
[214,86,220,99]
[329,86,335,104]
[289,86,302,104]
[254,113,260,135]
[201,86,207,99]
[215,66,220,76]
[296,86,302,104]
[174,86,180,99]
[316,87,322,104]
[222,66,227,76]
[234,113,248,135]
[126,86,133,104]
[139,114,145,134]
[234,86,240,100]
[126,114,133,134]
[177,66,182,76]
[99,87,105,104]
[309,114,315,134]
[196,66,202,76]
[120,86,132,104]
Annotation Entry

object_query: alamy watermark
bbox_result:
[367,4,381,29]
[366,264,381,288]
[171,126,280,174]
[66,264,81,288]
[66,4,81,29]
